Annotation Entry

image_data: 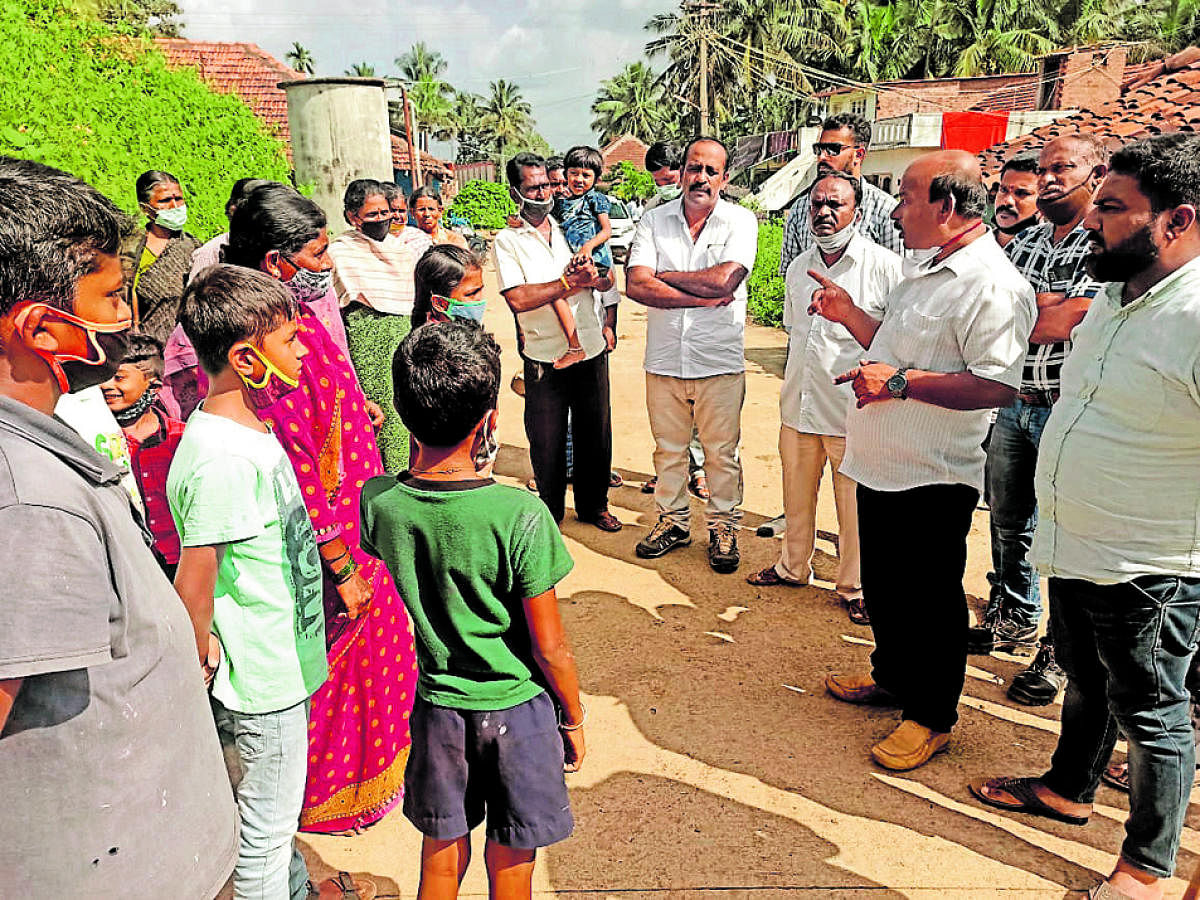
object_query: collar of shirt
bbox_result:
[805,229,869,274]
[1102,253,1200,314]
[0,394,125,487]
[921,227,999,279]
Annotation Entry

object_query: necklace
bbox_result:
[410,463,473,477]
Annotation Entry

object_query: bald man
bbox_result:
[810,150,1036,770]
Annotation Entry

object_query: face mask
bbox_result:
[473,414,499,473]
[153,204,188,231]
[996,214,1039,235]
[518,195,555,219]
[901,246,942,279]
[238,344,301,410]
[657,184,682,201]
[360,219,392,243]
[431,293,487,323]
[113,386,158,426]
[283,261,333,304]
[812,212,862,254]
[13,302,131,394]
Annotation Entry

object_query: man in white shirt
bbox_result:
[493,152,622,532]
[746,172,902,627]
[970,133,1200,900]
[811,150,1035,771]
[626,138,759,573]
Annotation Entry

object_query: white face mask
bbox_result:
[657,184,682,201]
[812,211,862,254]
[901,246,941,279]
[153,204,188,231]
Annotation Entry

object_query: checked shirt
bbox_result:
[1003,222,1105,393]
[780,178,903,276]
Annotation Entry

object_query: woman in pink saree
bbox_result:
[226,182,417,834]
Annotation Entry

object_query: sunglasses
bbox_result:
[813,142,856,157]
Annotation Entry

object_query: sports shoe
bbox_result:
[1007,640,1066,706]
[708,523,739,573]
[635,520,691,559]
[967,605,1002,655]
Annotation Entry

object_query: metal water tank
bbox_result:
[279,77,392,236]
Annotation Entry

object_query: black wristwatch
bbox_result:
[885,367,910,400]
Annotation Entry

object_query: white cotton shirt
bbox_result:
[627,197,759,379]
[782,233,903,436]
[492,218,605,365]
[840,232,1035,493]
[1032,256,1200,584]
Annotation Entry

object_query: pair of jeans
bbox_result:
[1042,576,1200,879]
[212,697,311,900]
[858,482,978,734]
[984,398,1052,628]
[524,353,612,522]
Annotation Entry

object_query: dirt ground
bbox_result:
[299,264,1200,898]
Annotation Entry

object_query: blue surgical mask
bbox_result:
[431,294,486,323]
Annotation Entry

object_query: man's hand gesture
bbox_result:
[808,270,857,324]
[834,360,899,408]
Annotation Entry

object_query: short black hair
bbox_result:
[813,170,863,207]
[1109,133,1200,213]
[645,141,681,172]
[929,172,988,219]
[226,178,271,218]
[180,264,298,376]
[563,145,603,178]
[122,331,165,380]
[681,136,730,173]
[343,178,386,215]
[823,113,872,148]
[135,170,180,204]
[393,320,501,447]
[409,185,442,207]
[506,151,546,188]
[1000,152,1040,177]
[226,183,326,269]
[545,156,565,174]
[412,244,482,328]
[0,156,129,318]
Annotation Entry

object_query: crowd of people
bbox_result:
[0,111,1198,900]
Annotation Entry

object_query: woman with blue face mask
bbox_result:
[120,170,201,344]
[410,244,485,329]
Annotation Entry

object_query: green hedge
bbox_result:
[747,221,785,328]
[448,179,517,230]
[0,0,292,239]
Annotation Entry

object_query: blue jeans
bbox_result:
[212,697,311,900]
[1043,576,1200,878]
[985,399,1051,627]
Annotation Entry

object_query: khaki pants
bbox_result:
[646,372,744,529]
[774,426,861,599]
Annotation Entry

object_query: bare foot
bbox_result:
[553,346,586,369]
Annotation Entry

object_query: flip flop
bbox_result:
[968,776,1089,826]
[1101,762,1130,793]
[847,596,870,626]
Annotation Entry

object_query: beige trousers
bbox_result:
[645,372,745,529]
[774,426,862,599]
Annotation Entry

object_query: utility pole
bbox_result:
[400,84,422,189]
[684,0,720,135]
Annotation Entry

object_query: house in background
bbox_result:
[390,134,455,200]
[601,134,649,171]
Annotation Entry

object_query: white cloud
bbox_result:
[177,0,676,151]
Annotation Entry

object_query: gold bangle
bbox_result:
[559,275,571,292]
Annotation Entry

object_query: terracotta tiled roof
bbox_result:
[970,79,1040,112]
[979,46,1200,176]
[390,135,453,180]
[601,134,649,170]
[154,38,302,144]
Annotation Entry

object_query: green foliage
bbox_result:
[606,161,656,202]
[0,0,292,240]
[747,222,785,328]
[447,180,517,230]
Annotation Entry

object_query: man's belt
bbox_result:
[1017,388,1060,406]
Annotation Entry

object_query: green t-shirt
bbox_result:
[168,409,327,714]
[360,474,574,710]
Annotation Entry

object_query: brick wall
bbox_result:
[1056,46,1127,111]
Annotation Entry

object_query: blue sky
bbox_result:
[178,0,678,152]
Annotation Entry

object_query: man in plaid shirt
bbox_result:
[779,113,904,276]
[971,135,1110,704]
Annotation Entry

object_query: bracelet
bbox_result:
[558,703,587,731]
[559,275,571,292]
[332,558,358,585]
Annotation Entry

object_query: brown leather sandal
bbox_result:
[746,566,805,587]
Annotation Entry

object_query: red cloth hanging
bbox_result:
[940,111,1010,153]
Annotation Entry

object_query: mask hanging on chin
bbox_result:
[360,219,392,242]
[812,211,862,254]
[657,184,682,202]
[13,302,131,394]
[238,344,301,410]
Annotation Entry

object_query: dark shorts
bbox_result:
[403,691,574,848]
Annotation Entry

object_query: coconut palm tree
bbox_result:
[408,73,457,149]
[395,42,448,83]
[930,0,1058,76]
[819,0,927,82]
[285,42,315,75]
[590,62,667,145]
[479,79,533,165]
[344,61,376,77]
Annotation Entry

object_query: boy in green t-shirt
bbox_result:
[360,320,585,899]
[169,265,327,900]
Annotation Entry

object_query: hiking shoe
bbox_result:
[993,618,1038,650]
[967,606,1002,655]
[708,523,740,573]
[635,520,691,559]
[1008,640,1066,706]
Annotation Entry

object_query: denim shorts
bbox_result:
[403,691,574,848]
